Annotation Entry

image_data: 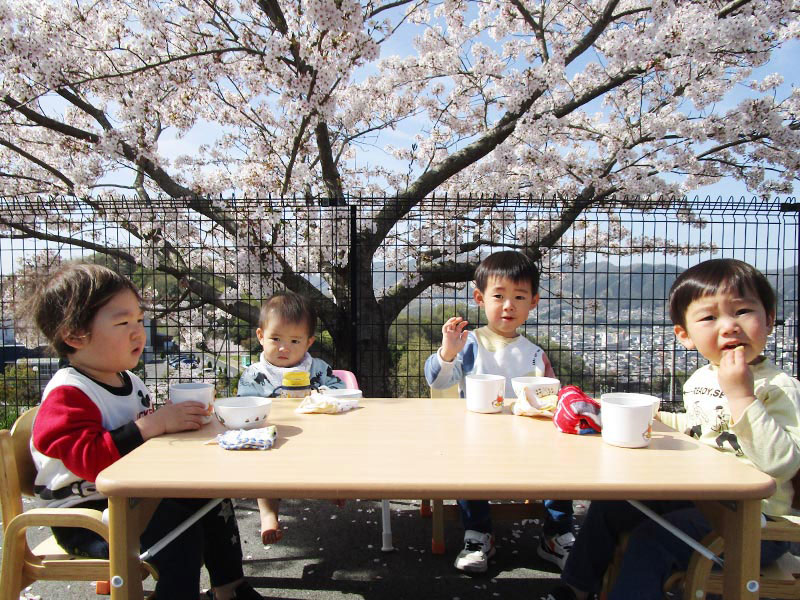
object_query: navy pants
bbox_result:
[458,499,573,535]
[561,500,789,600]
[53,498,244,600]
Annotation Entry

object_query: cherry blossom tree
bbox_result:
[1,0,798,394]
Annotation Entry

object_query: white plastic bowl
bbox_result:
[214,396,272,430]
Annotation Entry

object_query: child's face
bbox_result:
[674,288,774,366]
[257,318,315,368]
[65,289,146,385]
[473,275,540,338]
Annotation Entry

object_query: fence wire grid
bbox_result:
[0,196,797,425]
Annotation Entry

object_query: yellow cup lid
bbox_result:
[282,371,310,386]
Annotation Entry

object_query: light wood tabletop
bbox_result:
[96,396,776,600]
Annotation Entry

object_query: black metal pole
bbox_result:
[780,201,800,376]
[349,204,358,374]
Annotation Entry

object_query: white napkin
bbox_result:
[295,391,359,414]
[512,392,558,418]
[216,426,277,450]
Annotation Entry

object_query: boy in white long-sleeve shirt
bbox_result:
[424,251,576,573]
[543,258,800,600]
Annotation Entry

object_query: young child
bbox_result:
[25,263,264,600]
[237,291,344,545]
[423,251,575,573]
[543,258,800,600]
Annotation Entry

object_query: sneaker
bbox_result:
[537,531,575,570]
[454,529,495,573]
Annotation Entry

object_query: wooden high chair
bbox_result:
[601,477,800,600]
[0,407,156,599]
[668,481,800,600]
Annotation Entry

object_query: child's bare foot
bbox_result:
[260,512,283,545]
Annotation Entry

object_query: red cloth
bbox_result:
[554,385,602,435]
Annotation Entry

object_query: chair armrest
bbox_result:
[761,515,800,543]
[6,507,109,541]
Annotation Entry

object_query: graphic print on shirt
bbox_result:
[136,389,153,419]
[710,404,743,455]
[685,395,743,456]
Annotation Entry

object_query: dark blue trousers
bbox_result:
[457,499,574,535]
[561,500,789,600]
[53,498,244,600]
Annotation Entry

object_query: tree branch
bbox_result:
[316,121,345,202]
[381,261,475,323]
[0,138,75,191]
[3,95,99,143]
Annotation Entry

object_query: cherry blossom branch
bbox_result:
[368,0,417,19]
[0,137,75,191]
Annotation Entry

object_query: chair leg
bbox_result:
[680,534,723,600]
[96,580,111,595]
[380,500,394,552]
[431,500,445,554]
[0,524,29,600]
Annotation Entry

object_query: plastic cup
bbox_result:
[169,382,215,424]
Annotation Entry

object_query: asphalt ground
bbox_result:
[3,497,575,600]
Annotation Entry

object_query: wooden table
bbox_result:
[96,397,775,600]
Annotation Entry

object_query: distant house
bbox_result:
[143,317,175,361]
[1,318,47,373]
[1,317,16,345]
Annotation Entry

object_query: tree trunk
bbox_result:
[323,295,392,397]
[354,297,393,397]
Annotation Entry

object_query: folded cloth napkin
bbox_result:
[512,391,558,418]
[295,391,359,414]
[216,426,277,450]
[553,385,602,435]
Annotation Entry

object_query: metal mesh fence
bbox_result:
[0,196,797,425]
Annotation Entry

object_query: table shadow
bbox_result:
[650,435,699,451]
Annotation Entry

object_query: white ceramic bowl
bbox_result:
[214,396,272,430]
[511,376,560,401]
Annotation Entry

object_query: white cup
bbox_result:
[465,374,505,413]
[169,382,215,424]
[600,392,661,418]
[600,395,656,448]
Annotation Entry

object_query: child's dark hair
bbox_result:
[669,258,776,328]
[259,291,317,337]
[24,262,141,357]
[474,251,540,295]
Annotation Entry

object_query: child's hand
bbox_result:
[136,401,207,440]
[439,316,469,362]
[718,346,756,420]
